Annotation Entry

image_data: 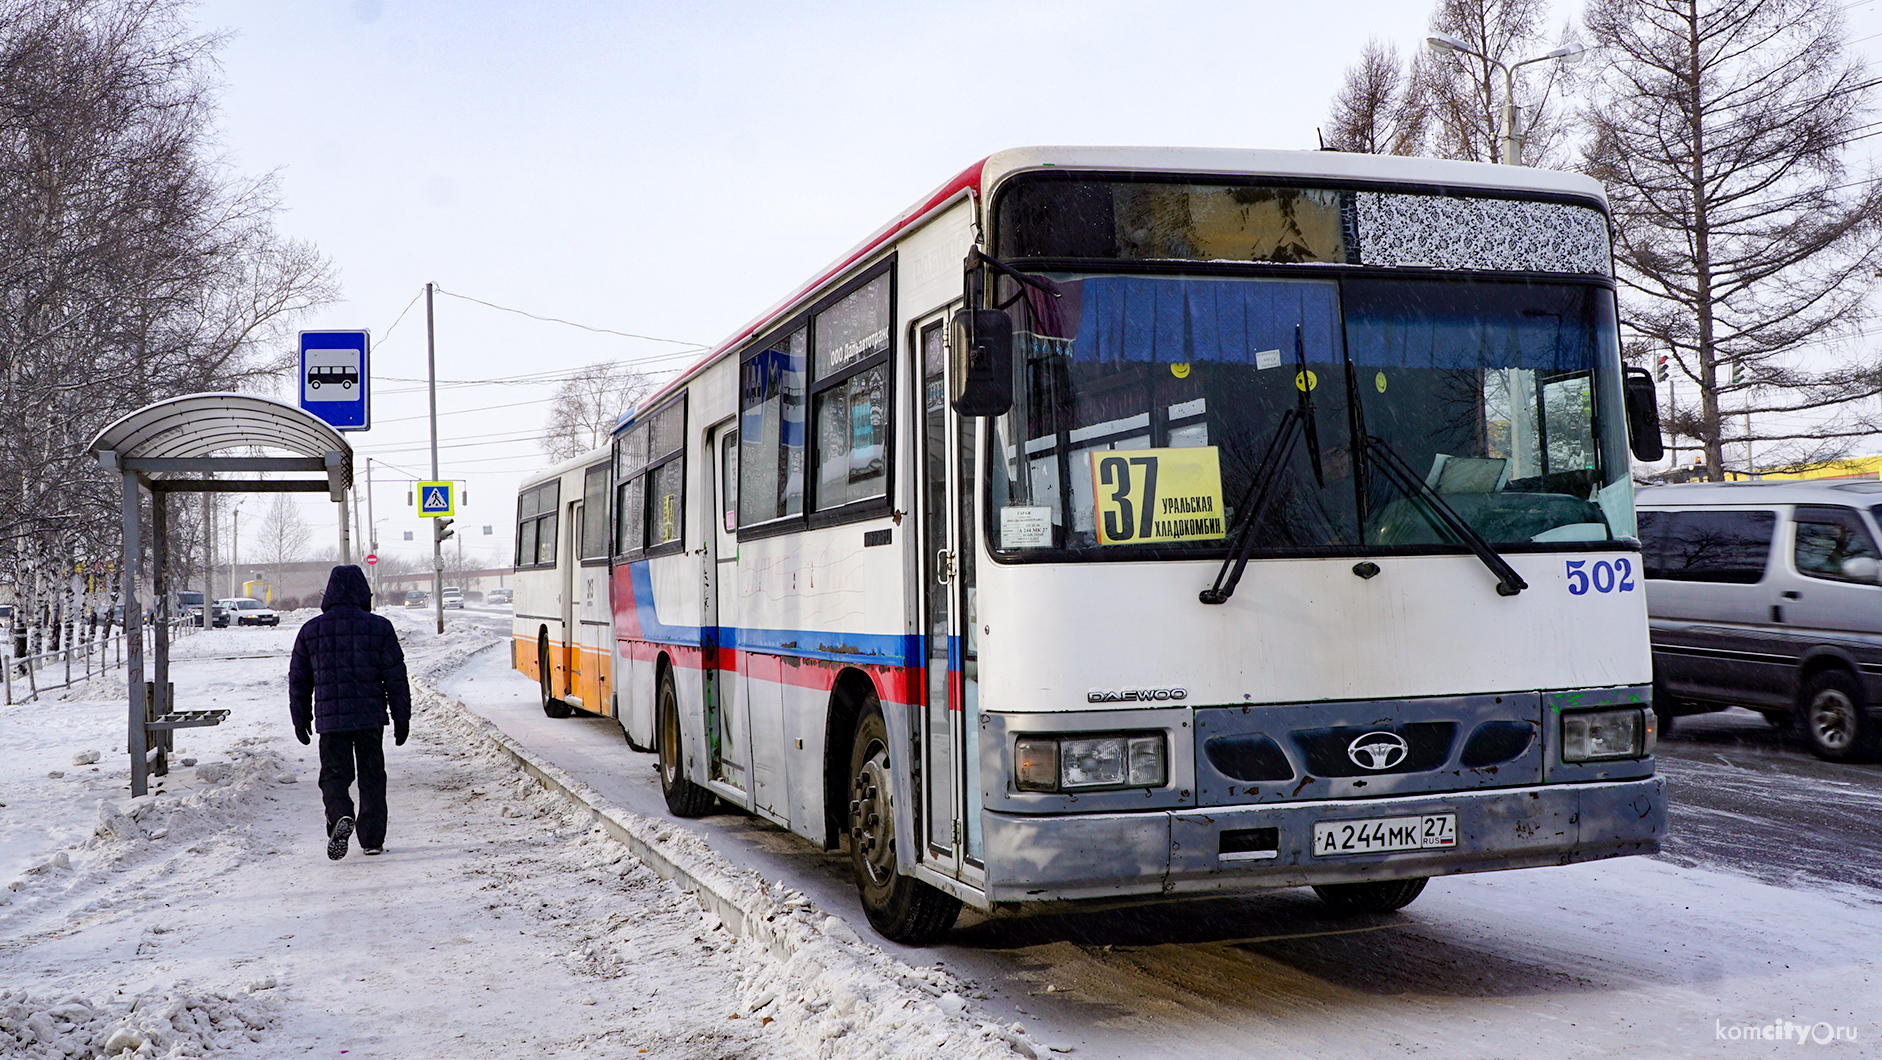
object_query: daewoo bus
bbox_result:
[513,448,614,721]
[529,147,1671,943]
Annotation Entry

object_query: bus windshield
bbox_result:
[987,272,1637,558]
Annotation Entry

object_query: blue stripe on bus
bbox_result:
[625,560,921,668]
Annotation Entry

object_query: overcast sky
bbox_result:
[190,0,1882,568]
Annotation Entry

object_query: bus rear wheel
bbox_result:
[847,703,960,944]
[539,639,572,718]
[656,670,714,817]
[1312,877,1428,914]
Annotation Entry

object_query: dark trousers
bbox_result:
[318,727,387,850]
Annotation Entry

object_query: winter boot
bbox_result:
[327,816,354,861]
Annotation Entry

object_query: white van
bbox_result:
[1636,480,1882,761]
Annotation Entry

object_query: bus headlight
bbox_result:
[1561,708,1653,762]
[1014,732,1167,792]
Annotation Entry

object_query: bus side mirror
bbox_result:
[1622,367,1664,462]
[950,309,1013,417]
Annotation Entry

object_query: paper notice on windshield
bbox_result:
[1091,447,1227,546]
[999,506,1054,549]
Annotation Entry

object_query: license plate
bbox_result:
[1312,813,1457,856]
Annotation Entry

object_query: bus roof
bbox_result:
[518,445,610,490]
[612,146,1612,436]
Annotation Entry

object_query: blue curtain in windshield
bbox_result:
[1064,276,1601,373]
[1067,276,1341,366]
[1342,279,1600,372]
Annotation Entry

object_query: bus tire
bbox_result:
[539,638,572,719]
[1312,877,1428,914]
[847,703,960,944]
[656,669,714,817]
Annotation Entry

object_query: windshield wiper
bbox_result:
[1200,327,1323,605]
[968,248,1062,304]
[1341,353,1528,597]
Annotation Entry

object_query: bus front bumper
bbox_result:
[979,777,1664,903]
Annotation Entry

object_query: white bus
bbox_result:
[512,447,615,721]
[595,147,1669,943]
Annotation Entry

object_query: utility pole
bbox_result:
[230,502,241,599]
[365,458,379,599]
[427,282,444,634]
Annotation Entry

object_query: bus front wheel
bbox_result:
[539,639,572,719]
[1312,877,1428,914]
[656,670,714,817]
[847,703,960,944]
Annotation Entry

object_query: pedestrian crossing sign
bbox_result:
[417,481,454,517]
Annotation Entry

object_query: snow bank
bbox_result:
[0,984,280,1059]
[413,652,1049,1060]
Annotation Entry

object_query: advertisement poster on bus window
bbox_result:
[1091,446,1227,546]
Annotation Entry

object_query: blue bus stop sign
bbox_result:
[299,330,371,431]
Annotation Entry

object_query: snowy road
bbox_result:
[1,612,1045,1060]
[435,610,1881,1059]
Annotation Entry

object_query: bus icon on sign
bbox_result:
[303,350,362,402]
[307,364,359,390]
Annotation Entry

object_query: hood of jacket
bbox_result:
[321,565,373,612]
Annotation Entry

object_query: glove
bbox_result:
[295,726,311,746]
[394,719,409,746]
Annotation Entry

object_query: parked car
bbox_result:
[441,587,464,609]
[1637,479,1882,761]
[175,590,228,627]
[405,590,428,609]
[216,597,279,627]
[486,587,513,606]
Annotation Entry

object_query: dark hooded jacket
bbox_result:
[289,565,411,734]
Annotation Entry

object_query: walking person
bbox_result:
[288,565,411,860]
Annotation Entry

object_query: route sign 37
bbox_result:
[299,330,370,431]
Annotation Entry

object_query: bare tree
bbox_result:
[1324,39,1431,155]
[0,0,337,641]
[251,493,311,604]
[1585,0,1882,477]
[1418,0,1578,165]
[541,362,654,461]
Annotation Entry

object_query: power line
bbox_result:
[430,285,711,351]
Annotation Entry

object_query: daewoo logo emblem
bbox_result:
[1085,688,1188,704]
[1347,731,1409,771]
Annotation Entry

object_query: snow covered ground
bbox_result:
[0,612,1042,1059]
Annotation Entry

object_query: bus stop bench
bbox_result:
[146,709,230,730]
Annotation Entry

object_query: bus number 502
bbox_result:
[1565,558,1635,596]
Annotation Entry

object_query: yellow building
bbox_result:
[1750,455,1882,481]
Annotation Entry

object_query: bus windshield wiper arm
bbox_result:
[968,248,1062,303]
[1201,327,1323,606]
[1339,344,1523,597]
[1356,438,1526,596]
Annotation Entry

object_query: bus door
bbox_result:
[915,312,978,880]
[704,422,750,795]
[562,498,583,703]
[576,463,610,713]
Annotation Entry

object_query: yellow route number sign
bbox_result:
[1091,447,1227,546]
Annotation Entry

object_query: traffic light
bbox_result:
[434,517,454,544]
[1656,354,1668,382]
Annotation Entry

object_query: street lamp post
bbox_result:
[1425,32,1585,166]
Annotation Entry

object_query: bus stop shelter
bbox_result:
[88,393,354,796]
